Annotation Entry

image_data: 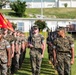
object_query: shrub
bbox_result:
[64,3,68,8]
[34,20,47,31]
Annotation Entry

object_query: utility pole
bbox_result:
[70,0,72,7]
[32,0,34,8]
[41,0,43,19]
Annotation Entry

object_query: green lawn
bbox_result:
[26,8,76,18]
[14,36,76,75]
[1,8,76,18]
[14,48,58,75]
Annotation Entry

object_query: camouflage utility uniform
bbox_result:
[53,35,74,75]
[0,39,10,75]
[28,33,44,75]
[15,33,21,70]
[47,31,57,63]
[19,33,27,68]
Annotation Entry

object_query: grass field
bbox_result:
[14,48,58,75]
[1,8,76,18]
[14,33,76,75]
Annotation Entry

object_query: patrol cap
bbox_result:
[32,25,38,30]
[56,27,65,32]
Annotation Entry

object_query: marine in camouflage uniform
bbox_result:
[28,26,45,75]
[3,29,15,75]
[19,32,27,68]
[53,27,74,75]
[15,30,22,70]
[47,30,57,63]
[11,31,18,74]
[0,30,11,75]
[47,29,52,61]
[21,33,28,62]
[3,30,15,58]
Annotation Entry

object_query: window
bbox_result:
[17,22,24,32]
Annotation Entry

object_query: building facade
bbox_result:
[2,0,76,9]
[8,18,76,32]
[59,0,76,8]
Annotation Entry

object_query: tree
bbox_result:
[34,20,47,31]
[64,3,68,8]
[10,0,27,17]
[0,0,9,9]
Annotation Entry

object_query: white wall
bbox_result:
[2,1,76,9]
[26,2,55,8]
[44,2,55,8]
[71,1,76,7]
[8,18,76,32]
[59,1,76,8]
[59,1,71,7]
[46,21,57,31]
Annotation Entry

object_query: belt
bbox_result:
[57,51,70,53]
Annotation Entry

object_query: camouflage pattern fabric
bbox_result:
[56,52,71,75]
[30,34,44,49]
[3,34,14,45]
[30,48,42,75]
[53,35,74,75]
[28,33,44,75]
[47,32,54,62]
[15,36,21,70]
[0,39,10,75]
[47,31,57,63]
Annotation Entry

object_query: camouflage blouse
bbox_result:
[53,35,74,52]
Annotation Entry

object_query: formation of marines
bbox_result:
[0,28,27,75]
[0,25,75,75]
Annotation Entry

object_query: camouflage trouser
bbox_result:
[0,61,7,75]
[49,51,53,63]
[15,53,20,70]
[11,52,17,74]
[19,49,24,68]
[47,47,53,62]
[30,48,42,75]
[56,53,71,75]
[23,49,26,61]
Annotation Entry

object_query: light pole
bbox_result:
[41,0,43,19]
[70,0,72,7]
[32,0,34,8]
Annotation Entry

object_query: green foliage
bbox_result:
[64,3,68,8]
[34,20,47,31]
[10,0,27,17]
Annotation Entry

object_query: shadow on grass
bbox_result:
[8,12,17,17]
[41,58,56,75]
[15,58,57,75]
[8,12,27,17]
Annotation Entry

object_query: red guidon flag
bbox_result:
[7,20,14,31]
[0,13,14,31]
[0,14,7,28]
